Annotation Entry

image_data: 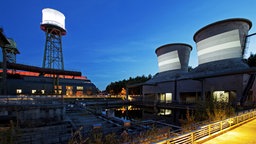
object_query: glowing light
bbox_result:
[213,91,229,102]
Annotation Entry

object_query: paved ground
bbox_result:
[203,118,256,144]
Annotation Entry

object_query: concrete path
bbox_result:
[202,119,256,144]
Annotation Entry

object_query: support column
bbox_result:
[1,48,7,95]
[174,79,177,102]
[126,87,128,101]
[201,79,205,101]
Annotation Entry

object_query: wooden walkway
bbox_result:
[202,118,256,144]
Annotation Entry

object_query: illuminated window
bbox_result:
[166,93,172,103]
[32,90,36,94]
[213,91,229,102]
[16,89,22,94]
[66,86,73,96]
[77,86,83,90]
[54,90,62,94]
[41,90,45,94]
[158,109,172,115]
[159,93,172,103]
[54,85,62,89]
[76,91,83,96]
[160,93,165,102]
[66,86,73,90]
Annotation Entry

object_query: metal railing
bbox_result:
[0,95,63,105]
[154,109,256,144]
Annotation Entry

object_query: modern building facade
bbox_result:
[142,18,256,106]
[0,68,97,96]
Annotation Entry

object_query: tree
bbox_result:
[120,88,126,95]
[246,53,256,67]
[105,75,152,95]
[188,66,193,72]
[179,94,235,133]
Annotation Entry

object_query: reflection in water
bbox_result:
[104,105,173,120]
[113,105,143,120]
[158,109,172,116]
[101,105,187,125]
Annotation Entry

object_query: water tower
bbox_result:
[40,8,66,70]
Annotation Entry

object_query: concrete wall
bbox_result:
[142,73,251,105]
[0,105,64,127]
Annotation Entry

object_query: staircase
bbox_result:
[241,74,256,105]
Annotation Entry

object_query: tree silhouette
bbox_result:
[246,53,256,67]
[105,75,152,95]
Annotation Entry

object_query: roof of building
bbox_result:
[0,62,82,76]
[155,43,192,54]
[192,58,249,73]
[144,59,255,85]
[0,29,10,47]
[193,18,252,42]
[4,38,20,54]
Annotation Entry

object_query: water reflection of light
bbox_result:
[158,109,172,115]
[115,105,140,112]
[128,96,133,101]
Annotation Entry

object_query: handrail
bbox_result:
[153,109,256,144]
[0,95,63,105]
[241,74,256,104]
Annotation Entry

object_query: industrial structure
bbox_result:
[41,8,66,70]
[142,18,256,106]
[0,8,98,143]
[0,8,98,96]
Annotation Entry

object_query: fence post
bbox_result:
[220,121,222,131]
[191,132,194,143]
[208,125,211,136]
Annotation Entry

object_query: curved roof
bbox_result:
[155,43,192,54]
[193,18,252,41]
[0,29,10,47]
[4,62,81,76]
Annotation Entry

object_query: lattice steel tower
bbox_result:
[40,8,66,70]
[4,38,20,64]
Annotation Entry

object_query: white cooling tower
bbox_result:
[193,18,252,66]
[155,43,192,73]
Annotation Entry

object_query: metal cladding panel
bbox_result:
[194,18,252,67]
[158,50,180,72]
[197,29,242,64]
[155,43,192,73]
[41,8,65,30]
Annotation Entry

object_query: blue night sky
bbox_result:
[1,0,256,90]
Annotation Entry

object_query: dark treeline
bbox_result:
[245,53,256,67]
[104,53,255,95]
[105,74,152,95]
